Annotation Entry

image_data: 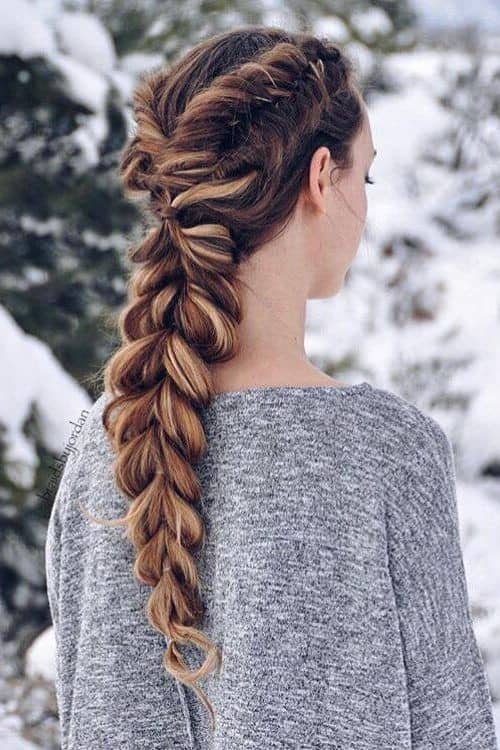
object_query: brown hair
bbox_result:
[88,25,364,729]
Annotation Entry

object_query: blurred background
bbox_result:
[0,0,499,747]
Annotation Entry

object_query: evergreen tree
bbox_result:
[0,38,135,388]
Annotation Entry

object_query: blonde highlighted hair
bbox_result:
[86,25,364,730]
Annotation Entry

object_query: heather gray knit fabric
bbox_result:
[44,381,498,750]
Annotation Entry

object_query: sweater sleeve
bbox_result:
[44,396,193,750]
[44,418,87,747]
[384,416,498,749]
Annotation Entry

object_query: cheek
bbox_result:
[344,176,367,221]
[355,180,368,224]
[361,188,368,219]
[329,176,367,235]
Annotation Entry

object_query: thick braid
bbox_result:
[84,29,363,729]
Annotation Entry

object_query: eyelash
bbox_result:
[365,174,375,185]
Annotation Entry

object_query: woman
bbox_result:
[45,25,498,750]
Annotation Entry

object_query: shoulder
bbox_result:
[359,383,452,478]
[64,391,112,465]
[80,390,113,451]
[53,391,114,520]
[362,382,443,435]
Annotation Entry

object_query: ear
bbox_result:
[307,146,333,215]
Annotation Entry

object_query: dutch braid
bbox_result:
[86,26,364,729]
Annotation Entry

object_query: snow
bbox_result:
[109,67,140,102]
[120,51,164,77]
[54,12,116,74]
[458,481,500,619]
[51,51,108,114]
[81,228,128,251]
[315,16,350,43]
[0,728,38,750]
[0,1,132,170]
[0,0,56,58]
[20,215,63,238]
[461,380,500,478]
[49,50,110,165]
[457,479,500,728]
[0,306,92,488]
[344,40,375,78]
[25,628,56,683]
[411,0,500,30]
[72,110,109,167]
[351,7,393,40]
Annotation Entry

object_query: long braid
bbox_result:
[84,27,364,728]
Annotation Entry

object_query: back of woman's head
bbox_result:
[96,25,364,729]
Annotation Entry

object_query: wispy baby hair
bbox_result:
[92,24,364,729]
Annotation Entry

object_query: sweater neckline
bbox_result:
[206,380,372,407]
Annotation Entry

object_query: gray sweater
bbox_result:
[44,381,498,749]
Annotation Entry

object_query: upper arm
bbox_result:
[44,393,191,749]
[384,415,498,749]
[45,408,89,631]
[45,486,62,629]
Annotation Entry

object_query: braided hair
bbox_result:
[89,25,364,730]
